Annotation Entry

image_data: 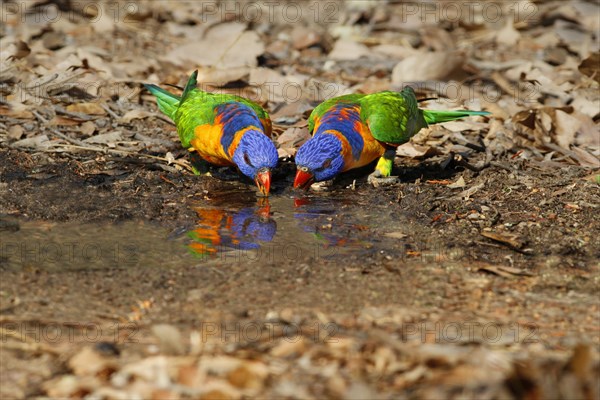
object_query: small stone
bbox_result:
[468,212,482,220]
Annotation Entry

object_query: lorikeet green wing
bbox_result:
[144,71,278,196]
[361,88,491,177]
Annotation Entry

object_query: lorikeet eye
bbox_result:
[315,158,332,172]
[243,152,254,168]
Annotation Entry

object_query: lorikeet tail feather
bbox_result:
[423,109,490,125]
[143,84,180,119]
[180,70,198,104]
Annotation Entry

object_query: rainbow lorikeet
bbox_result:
[144,71,278,196]
[293,88,490,189]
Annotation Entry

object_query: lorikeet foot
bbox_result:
[189,150,210,176]
[367,170,399,187]
[369,149,399,186]
[374,149,396,177]
[311,180,334,191]
[191,165,214,176]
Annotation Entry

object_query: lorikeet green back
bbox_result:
[144,71,278,195]
[295,88,490,188]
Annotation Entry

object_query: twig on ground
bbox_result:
[101,104,121,120]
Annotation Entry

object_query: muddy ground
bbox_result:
[2,146,599,398]
[1,0,600,398]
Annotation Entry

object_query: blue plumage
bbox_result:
[216,102,263,154]
[315,105,364,160]
[232,131,279,182]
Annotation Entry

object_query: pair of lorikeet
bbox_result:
[145,71,489,196]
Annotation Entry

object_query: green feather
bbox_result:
[180,70,198,104]
[143,83,180,119]
[422,109,490,124]
[360,89,428,144]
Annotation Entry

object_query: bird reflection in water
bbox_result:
[187,198,276,258]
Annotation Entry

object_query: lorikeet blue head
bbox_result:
[293,134,345,189]
[232,131,278,196]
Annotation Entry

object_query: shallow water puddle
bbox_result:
[1,192,402,271]
[1,220,185,272]
[179,193,385,263]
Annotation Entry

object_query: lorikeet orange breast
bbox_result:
[294,89,490,189]
[144,71,277,196]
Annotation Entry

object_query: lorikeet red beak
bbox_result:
[255,168,271,196]
[293,167,315,190]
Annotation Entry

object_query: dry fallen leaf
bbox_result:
[371,44,416,60]
[48,116,81,126]
[120,109,156,123]
[554,109,581,149]
[68,346,114,376]
[455,182,485,200]
[151,324,185,356]
[198,67,252,86]
[0,106,34,119]
[8,125,24,140]
[481,230,525,250]
[277,127,310,150]
[392,52,464,84]
[578,52,600,83]
[11,135,50,150]
[80,121,96,136]
[83,132,123,144]
[477,265,534,278]
[164,24,264,69]
[570,147,600,168]
[328,39,372,61]
[447,176,466,189]
[66,102,106,116]
[249,68,308,103]
[395,143,438,158]
[7,40,31,60]
[495,19,521,47]
[291,26,322,50]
